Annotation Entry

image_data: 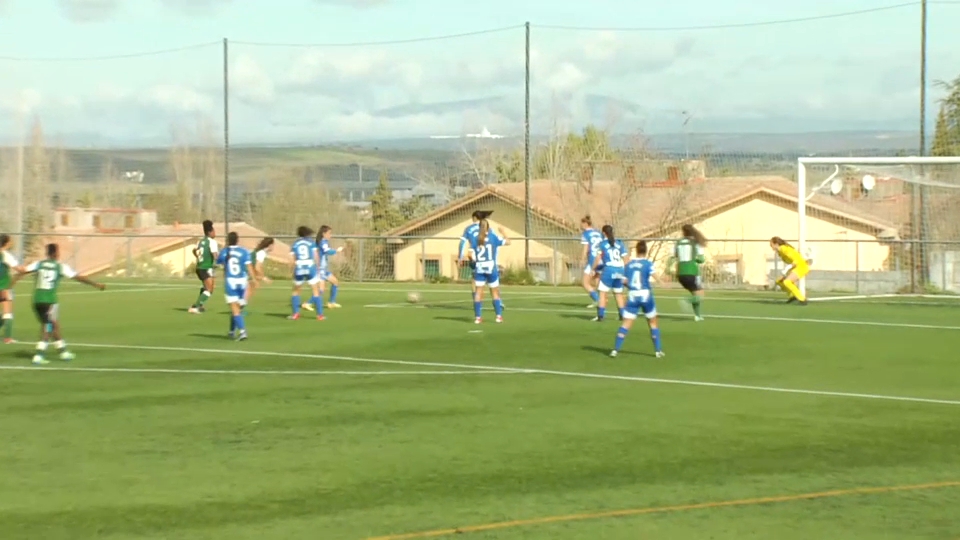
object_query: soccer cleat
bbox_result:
[591,316,603,322]
[2,338,14,345]
[236,331,247,341]
[798,300,808,306]
[188,306,200,314]
[317,315,326,321]
[695,316,704,322]
[302,303,315,312]
[609,350,618,357]
[326,302,341,309]
[495,315,503,323]
[786,297,796,304]
[59,351,75,362]
[287,313,300,320]
[474,317,482,324]
[655,351,666,358]
[31,355,48,365]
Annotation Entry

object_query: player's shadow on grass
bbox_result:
[559,313,595,321]
[581,345,653,357]
[188,333,235,340]
[265,313,294,319]
[543,300,592,308]
[433,316,472,324]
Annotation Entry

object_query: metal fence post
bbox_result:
[358,238,365,282]
[551,239,559,286]
[854,241,860,295]
[421,237,426,283]
[941,243,947,292]
[126,237,133,277]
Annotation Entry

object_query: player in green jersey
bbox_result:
[188,220,219,314]
[675,224,707,321]
[0,234,26,344]
[12,243,105,365]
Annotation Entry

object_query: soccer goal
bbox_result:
[796,156,960,301]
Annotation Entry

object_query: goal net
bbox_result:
[797,157,960,300]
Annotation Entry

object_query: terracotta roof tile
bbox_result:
[30,222,289,275]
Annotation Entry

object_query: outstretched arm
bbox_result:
[74,275,106,290]
[497,227,511,246]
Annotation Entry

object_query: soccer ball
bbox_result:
[407,292,421,304]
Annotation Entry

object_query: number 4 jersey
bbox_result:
[27,260,78,304]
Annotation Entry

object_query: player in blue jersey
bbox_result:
[216,231,256,341]
[316,225,345,308]
[579,215,603,308]
[288,226,324,321]
[610,240,663,358]
[458,211,483,301]
[593,224,629,322]
[470,216,509,324]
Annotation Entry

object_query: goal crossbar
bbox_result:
[796,156,960,297]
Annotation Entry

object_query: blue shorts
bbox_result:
[597,267,623,293]
[623,291,657,320]
[224,277,248,305]
[318,269,332,281]
[473,268,500,288]
[293,267,320,286]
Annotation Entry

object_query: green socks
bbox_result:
[194,289,211,307]
[690,296,702,317]
[1,314,11,339]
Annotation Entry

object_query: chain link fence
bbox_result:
[7,232,960,296]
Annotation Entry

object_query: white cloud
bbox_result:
[231,54,275,105]
[57,0,121,22]
[311,0,390,7]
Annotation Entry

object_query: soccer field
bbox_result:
[1,281,959,540]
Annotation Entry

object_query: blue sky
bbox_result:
[1,0,959,145]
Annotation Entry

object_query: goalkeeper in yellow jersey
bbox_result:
[770,236,809,305]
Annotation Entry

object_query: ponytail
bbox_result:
[681,224,708,247]
[601,224,615,247]
[478,219,489,246]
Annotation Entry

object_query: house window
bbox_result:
[566,262,581,283]
[423,258,440,279]
[528,262,550,283]
[59,214,68,226]
[92,215,101,229]
[458,261,472,281]
[124,215,135,229]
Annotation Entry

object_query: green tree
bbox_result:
[369,170,403,234]
[932,75,960,156]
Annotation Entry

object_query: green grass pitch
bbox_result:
[1,280,959,540]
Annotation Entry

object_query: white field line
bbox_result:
[58,286,194,296]
[365,292,584,308]
[367,303,960,332]
[4,341,958,406]
[38,342,534,373]
[0,365,517,376]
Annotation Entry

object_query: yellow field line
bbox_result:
[366,480,960,540]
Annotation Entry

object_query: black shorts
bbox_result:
[196,268,214,281]
[678,274,702,293]
[33,303,58,324]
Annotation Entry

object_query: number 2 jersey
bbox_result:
[581,228,603,269]
[26,259,78,304]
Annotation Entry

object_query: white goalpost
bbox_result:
[797,156,960,300]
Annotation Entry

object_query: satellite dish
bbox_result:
[829,178,843,195]
[861,174,876,191]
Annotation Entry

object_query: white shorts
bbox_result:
[293,276,322,286]
[225,295,248,306]
[597,280,623,293]
[621,308,657,320]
